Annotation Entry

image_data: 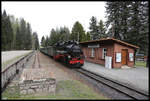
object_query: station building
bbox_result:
[80,38,139,68]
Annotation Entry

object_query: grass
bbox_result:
[2,80,109,100]
[135,61,146,67]
[2,51,32,69]
[2,85,20,99]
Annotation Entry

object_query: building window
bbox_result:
[91,48,95,57]
[102,48,107,59]
[116,53,121,62]
[129,53,134,61]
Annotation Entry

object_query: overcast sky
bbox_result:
[2,1,107,42]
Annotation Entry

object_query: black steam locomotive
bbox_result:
[40,40,84,68]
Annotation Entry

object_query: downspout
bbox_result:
[134,49,137,67]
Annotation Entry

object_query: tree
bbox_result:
[45,35,49,47]
[49,28,58,45]
[105,2,125,40]
[128,1,149,55]
[105,1,149,56]
[2,10,35,50]
[59,26,70,42]
[7,16,14,50]
[9,15,19,50]
[89,16,99,40]
[2,10,14,50]
[71,21,86,42]
[2,10,7,50]
[120,1,148,55]
[105,2,133,40]
[41,36,46,47]
[25,23,32,49]
[19,18,27,49]
[86,32,91,41]
[32,32,39,50]
[15,26,21,50]
[98,20,107,38]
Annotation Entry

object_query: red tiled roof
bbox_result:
[79,37,139,49]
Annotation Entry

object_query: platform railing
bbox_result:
[1,50,35,92]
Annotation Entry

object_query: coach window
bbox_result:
[102,48,107,59]
[91,48,95,57]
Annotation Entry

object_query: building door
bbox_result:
[121,49,128,65]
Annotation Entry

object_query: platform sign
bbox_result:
[88,44,99,48]
[129,53,134,61]
[116,53,121,62]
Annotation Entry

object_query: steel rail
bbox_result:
[75,68,149,100]
[32,52,36,68]
[32,51,41,68]
[37,51,41,68]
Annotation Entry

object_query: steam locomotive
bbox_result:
[40,40,84,68]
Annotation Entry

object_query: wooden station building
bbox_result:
[80,38,139,68]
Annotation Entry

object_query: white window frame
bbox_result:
[116,53,121,62]
[91,48,95,57]
[102,48,107,59]
[129,53,134,61]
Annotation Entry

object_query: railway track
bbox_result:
[75,68,149,100]
[32,51,40,68]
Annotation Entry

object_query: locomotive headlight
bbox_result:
[68,55,71,58]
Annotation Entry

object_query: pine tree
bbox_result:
[86,32,91,41]
[16,26,21,50]
[3,11,35,51]
[49,28,58,45]
[98,20,107,38]
[105,2,122,40]
[2,10,7,50]
[59,26,70,42]
[71,21,86,42]
[26,23,32,49]
[7,16,14,50]
[2,10,14,50]
[89,16,99,40]
[19,18,27,49]
[32,32,39,50]
[41,36,46,47]
[9,15,19,50]
[120,2,131,41]
[45,35,49,47]
[127,1,149,55]
[105,1,149,57]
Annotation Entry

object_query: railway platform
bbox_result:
[82,61,149,94]
[1,50,33,70]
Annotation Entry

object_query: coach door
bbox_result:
[121,49,128,65]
